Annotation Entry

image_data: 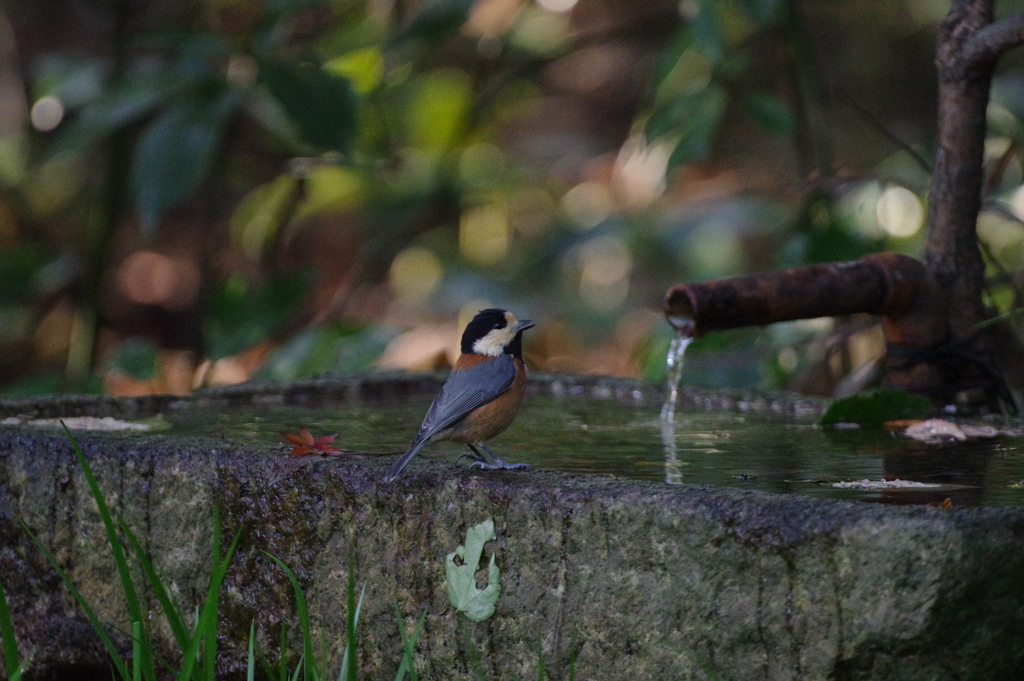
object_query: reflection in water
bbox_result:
[882,440,991,506]
[161,392,1024,507]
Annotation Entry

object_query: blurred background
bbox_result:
[1,0,1024,398]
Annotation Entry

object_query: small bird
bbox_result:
[382,308,535,483]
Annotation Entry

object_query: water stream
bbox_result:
[660,321,695,484]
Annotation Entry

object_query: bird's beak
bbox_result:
[515,319,535,332]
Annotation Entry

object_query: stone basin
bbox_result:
[1,373,1023,680]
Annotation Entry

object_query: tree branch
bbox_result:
[957,14,1024,77]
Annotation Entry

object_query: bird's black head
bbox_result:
[460,308,534,358]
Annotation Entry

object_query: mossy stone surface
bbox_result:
[0,379,1022,680]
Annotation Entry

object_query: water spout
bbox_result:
[660,318,694,484]
[660,253,998,409]
[660,323,694,424]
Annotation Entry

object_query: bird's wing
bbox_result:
[382,355,516,482]
[413,354,517,447]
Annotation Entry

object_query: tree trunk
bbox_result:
[924,1,992,339]
[920,0,1024,409]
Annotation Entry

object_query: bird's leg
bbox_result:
[455,444,488,465]
[468,443,530,471]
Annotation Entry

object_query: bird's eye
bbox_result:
[493,322,503,329]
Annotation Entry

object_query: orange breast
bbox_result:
[449,357,527,444]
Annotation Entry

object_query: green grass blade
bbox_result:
[455,618,487,681]
[261,552,317,681]
[247,621,256,681]
[176,524,240,681]
[393,605,426,681]
[61,423,157,681]
[18,518,130,680]
[132,622,142,681]
[337,583,365,681]
[117,513,189,651]
[344,549,358,681]
[536,640,545,681]
[0,580,22,681]
[290,653,305,681]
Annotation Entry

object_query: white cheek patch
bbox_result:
[472,313,519,356]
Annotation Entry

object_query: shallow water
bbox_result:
[166,394,1024,508]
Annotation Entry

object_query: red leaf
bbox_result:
[282,429,343,456]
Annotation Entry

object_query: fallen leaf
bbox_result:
[958,424,1001,438]
[927,497,953,508]
[446,518,501,622]
[903,419,967,442]
[281,427,343,456]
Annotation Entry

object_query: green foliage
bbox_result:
[54,71,186,154]
[19,424,240,681]
[340,547,363,681]
[0,245,53,304]
[264,548,366,681]
[230,175,301,261]
[744,92,796,135]
[107,337,159,380]
[256,323,399,381]
[780,195,885,267]
[0,579,22,681]
[258,59,358,155]
[445,518,501,622]
[393,605,427,681]
[819,388,934,426]
[205,273,311,360]
[131,91,239,233]
[390,0,476,46]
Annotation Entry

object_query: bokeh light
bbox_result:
[875,186,923,237]
[116,251,201,310]
[535,0,578,13]
[561,181,611,229]
[29,95,63,132]
[578,235,632,310]
[977,211,1024,264]
[460,200,509,266]
[389,247,444,304]
[1009,183,1024,221]
[612,136,670,209]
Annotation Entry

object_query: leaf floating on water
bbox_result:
[281,427,343,456]
[819,389,933,426]
[893,419,1003,443]
[445,518,501,622]
[903,419,967,442]
[958,424,1001,438]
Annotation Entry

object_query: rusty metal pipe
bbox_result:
[665,253,933,337]
[664,253,957,402]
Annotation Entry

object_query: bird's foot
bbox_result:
[468,461,531,471]
[456,451,487,465]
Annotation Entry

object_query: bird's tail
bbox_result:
[381,440,427,483]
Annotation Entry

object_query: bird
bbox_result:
[382,308,535,483]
